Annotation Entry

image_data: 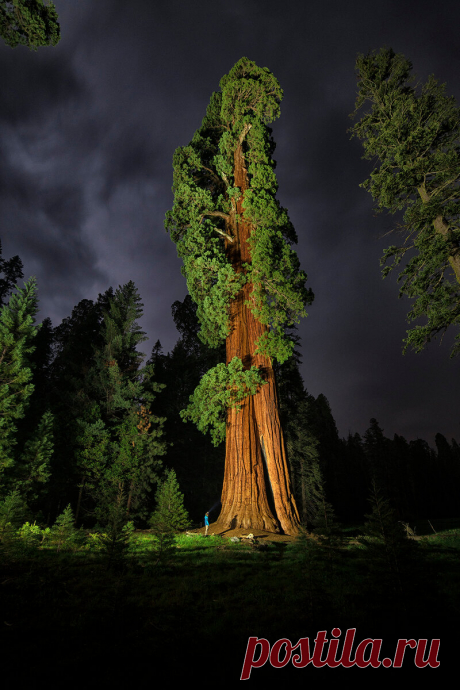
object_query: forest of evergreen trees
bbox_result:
[1,240,458,532]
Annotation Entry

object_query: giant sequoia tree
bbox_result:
[350,48,460,356]
[165,58,313,534]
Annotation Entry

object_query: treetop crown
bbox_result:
[219,56,283,127]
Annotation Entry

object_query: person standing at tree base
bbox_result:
[204,512,209,536]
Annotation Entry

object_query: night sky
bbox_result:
[1,0,459,446]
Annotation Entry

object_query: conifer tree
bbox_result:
[46,298,102,518]
[0,277,56,510]
[0,489,27,537]
[50,504,77,551]
[0,0,60,49]
[149,468,190,533]
[15,409,53,500]
[166,57,313,533]
[0,240,24,307]
[13,315,55,509]
[350,48,460,356]
[78,282,166,521]
[0,278,38,486]
[308,393,345,514]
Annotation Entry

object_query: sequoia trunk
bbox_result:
[215,137,301,535]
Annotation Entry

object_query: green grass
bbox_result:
[0,524,457,680]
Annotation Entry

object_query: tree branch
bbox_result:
[200,212,234,243]
[201,211,231,222]
[213,228,235,243]
[238,123,252,145]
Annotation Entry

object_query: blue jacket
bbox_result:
[204,515,209,526]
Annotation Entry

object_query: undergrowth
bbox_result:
[0,522,456,679]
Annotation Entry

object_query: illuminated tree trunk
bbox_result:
[215,138,301,535]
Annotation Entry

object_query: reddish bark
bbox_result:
[214,137,301,535]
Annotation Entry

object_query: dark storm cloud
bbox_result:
[0,49,84,126]
[99,125,159,202]
[0,0,458,446]
[0,39,107,321]
[41,184,85,233]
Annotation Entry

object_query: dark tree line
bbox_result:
[310,406,460,524]
[0,241,458,529]
[0,243,167,527]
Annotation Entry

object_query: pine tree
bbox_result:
[0,275,56,511]
[50,503,77,551]
[13,315,55,510]
[79,282,166,522]
[15,409,53,500]
[0,240,24,307]
[308,393,345,516]
[0,277,38,487]
[166,57,313,534]
[0,0,60,49]
[350,48,460,356]
[47,298,102,519]
[149,469,190,534]
[0,489,27,539]
[23,316,54,417]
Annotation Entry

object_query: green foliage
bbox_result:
[0,277,39,482]
[350,47,460,356]
[0,0,60,49]
[48,298,104,509]
[75,413,110,494]
[50,504,77,551]
[73,282,166,521]
[83,520,135,566]
[0,240,24,308]
[219,56,283,126]
[143,530,177,570]
[165,56,313,390]
[98,519,135,570]
[16,520,49,549]
[145,469,189,569]
[0,273,55,506]
[15,410,53,499]
[149,468,190,533]
[0,519,455,673]
[0,489,27,541]
[180,357,266,445]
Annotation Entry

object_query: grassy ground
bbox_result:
[0,523,457,681]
